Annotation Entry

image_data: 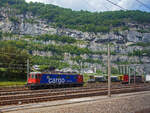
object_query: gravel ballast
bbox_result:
[3,91,150,113]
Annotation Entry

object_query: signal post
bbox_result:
[107,43,111,97]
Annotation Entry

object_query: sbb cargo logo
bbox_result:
[48,78,65,84]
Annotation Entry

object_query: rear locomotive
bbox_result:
[26,72,84,89]
[121,74,143,84]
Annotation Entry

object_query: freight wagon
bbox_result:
[88,75,120,83]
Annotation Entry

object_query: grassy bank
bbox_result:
[0,81,26,87]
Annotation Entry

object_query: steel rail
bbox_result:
[0,86,150,106]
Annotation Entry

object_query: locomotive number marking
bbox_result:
[48,78,65,84]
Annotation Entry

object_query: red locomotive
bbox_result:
[121,74,143,84]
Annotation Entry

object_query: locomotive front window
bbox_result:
[31,74,34,79]
[37,74,41,79]
[33,74,36,79]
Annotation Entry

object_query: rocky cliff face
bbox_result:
[0,8,57,35]
[1,7,150,75]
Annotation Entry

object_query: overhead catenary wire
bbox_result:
[105,0,127,11]
[135,0,150,11]
[84,0,110,11]
[103,5,110,11]
[84,0,97,11]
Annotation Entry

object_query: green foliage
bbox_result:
[71,65,80,70]
[0,45,30,80]
[3,32,13,37]
[71,56,102,64]
[9,17,20,23]
[133,42,150,47]
[71,56,83,64]
[137,29,150,33]
[121,26,129,31]
[111,67,119,74]
[0,40,93,55]
[128,49,150,57]
[0,31,2,40]
[142,49,150,57]
[0,81,26,86]
[114,61,131,65]
[32,56,64,64]
[82,74,90,82]
[24,19,38,24]
[84,58,102,64]
[2,0,150,33]
[32,56,69,70]
[35,34,76,44]
[22,35,33,39]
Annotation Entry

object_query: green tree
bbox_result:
[0,31,2,40]
[0,45,30,80]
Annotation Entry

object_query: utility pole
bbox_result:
[80,61,82,74]
[27,59,30,82]
[144,72,146,84]
[123,65,126,75]
[134,66,136,85]
[128,66,131,85]
[107,43,111,97]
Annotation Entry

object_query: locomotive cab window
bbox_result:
[33,74,36,79]
[31,74,34,79]
[35,75,37,79]
[37,74,41,79]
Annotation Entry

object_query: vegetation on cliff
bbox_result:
[1,0,150,33]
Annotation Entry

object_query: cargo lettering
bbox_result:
[48,78,65,84]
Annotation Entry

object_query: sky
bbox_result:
[25,0,150,12]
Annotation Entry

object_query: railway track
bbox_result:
[0,86,137,101]
[0,84,150,106]
[0,86,28,92]
[0,82,146,93]
[0,83,120,93]
[0,83,144,96]
[0,82,122,92]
